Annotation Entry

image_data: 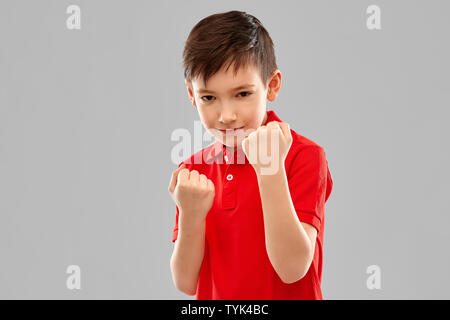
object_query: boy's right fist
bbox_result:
[168,164,215,226]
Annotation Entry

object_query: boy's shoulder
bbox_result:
[285,127,328,167]
[290,127,323,151]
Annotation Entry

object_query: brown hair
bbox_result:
[182,10,278,88]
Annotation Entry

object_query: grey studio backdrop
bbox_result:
[0,0,449,299]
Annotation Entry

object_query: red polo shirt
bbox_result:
[171,109,333,300]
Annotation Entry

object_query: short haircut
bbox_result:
[182,10,278,88]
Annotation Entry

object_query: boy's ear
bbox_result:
[185,79,197,108]
[266,69,282,102]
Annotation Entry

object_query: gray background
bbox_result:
[1,0,449,299]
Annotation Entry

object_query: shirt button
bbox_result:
[224,155,229,162]
[226,174,233,181]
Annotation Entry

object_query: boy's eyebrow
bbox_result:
[196,84,256,94]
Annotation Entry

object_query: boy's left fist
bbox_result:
[241,121,292,176]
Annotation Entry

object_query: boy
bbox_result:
[168,11,333,299]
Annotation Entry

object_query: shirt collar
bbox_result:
[204,109,282,164]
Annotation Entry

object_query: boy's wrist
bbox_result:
[256,164,287,183]
[179,214,206,235]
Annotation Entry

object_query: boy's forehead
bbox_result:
[193,64,262,93]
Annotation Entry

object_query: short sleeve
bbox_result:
[287,146,332,233]
[171,161,184,243]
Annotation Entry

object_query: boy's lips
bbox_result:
[217,126,244,134]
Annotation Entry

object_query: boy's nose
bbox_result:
[219,109,237,124]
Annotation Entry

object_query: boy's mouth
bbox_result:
[218,126,244,134]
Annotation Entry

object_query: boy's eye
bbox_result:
[200,92,252,102]
[201,95,215,102]
[237,91,252,97]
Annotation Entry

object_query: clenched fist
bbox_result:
[241,121,292,176]
[168,164,215,228]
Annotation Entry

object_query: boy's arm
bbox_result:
[242,121,318,284]
[168,165,214,296]
[170,217,205,296]
[257,170,316,284]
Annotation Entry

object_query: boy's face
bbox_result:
[185,62,281,149]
